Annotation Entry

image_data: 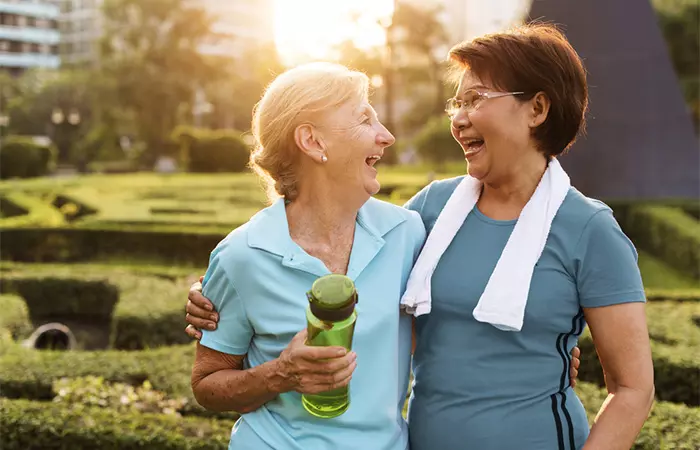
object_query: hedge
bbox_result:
[172,126,250,173]
[578,300,700,406]
[575,382,700,450]
[0,267,193,350]
[0,192,66,228]
[0,294,31,342]
[0,398,235,450]
[0,385,697,449]
[0,226,224,266]
[616,205,700,280]
[0,136,57,179]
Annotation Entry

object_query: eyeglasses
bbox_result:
[445,89,526,118]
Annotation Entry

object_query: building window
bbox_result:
[27,16,36,27]
[16,15,27,27]
[0,40,9,52]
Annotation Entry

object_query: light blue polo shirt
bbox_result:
[200,197,425,450]
[404,177,646,450]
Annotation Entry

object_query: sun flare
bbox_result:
[273,0,394,65]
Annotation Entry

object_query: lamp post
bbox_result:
[50,108,81,162]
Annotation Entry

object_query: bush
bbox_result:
[578,300,700,406]
[0,267,193,350]
[0,294,32,342]
[0,136,57,179]
[414,116,463,166]
[53,376,188,416]
[575,382,700,449]
[0,227,224,266]
[172,126,250,173]
[617,205,700,280]
[0,397,234,450]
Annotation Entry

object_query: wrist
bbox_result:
[265,358,294,394]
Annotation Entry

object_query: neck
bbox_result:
[285,187,359,245]
[481,151,548,207]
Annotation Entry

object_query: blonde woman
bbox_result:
[190,62,425,450]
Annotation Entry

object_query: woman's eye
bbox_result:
[362,117,371,124]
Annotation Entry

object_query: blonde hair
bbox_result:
[250,62,369,203]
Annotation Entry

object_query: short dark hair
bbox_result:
[448,23,588,157]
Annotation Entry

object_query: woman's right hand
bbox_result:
[275,329,358,395]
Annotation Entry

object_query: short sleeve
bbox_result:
[199,253,253,355]
[403,184,430,216]
[575,209,646,308]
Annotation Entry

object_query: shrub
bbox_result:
[53,376,188,416]
[0,227,224,266]
[616,205,700,280]
[577,300,700,406]
[0,397,234,450]
[0,136,57,179]
[172,126,250,173]
[575,381,700,449]
[414,116,463,166]
[0,294,32,342]
[0,267,194,350]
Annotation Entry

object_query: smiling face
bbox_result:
[450,70,537,183]
[296,95,395,203]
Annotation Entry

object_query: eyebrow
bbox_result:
[459,84,489,95]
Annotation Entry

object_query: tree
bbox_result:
[5,69,94,162]
[414,116,462,167]
[100,0,222,163]
[653,0,699,130]
[392,3,451,119]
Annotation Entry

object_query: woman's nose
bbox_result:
[377,127,396,147]
[451,109,471,131]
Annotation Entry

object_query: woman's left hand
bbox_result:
[570,346,581,387]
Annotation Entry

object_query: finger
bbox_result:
[306,365,355,394]
[186,313,217,331]
[186,300,218,323]
[308,352,356,374]
[188,287,214,311]
[291,329,308,344]
[199,275,204,283]
[571,379,577,388]
[571,356,580,370]
[185,325,202,340]
[300,345,348,361]
[571,346,580,358]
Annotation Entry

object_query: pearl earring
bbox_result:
[321,154,328,163]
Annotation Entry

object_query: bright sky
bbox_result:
[273,0,395,65]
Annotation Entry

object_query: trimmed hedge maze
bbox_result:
[1,172,699,448]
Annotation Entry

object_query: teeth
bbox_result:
[368,155,381,160]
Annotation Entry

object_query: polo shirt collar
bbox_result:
[247,197,407,280]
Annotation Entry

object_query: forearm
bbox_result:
[192,358,291,413]
[583,385,655,450]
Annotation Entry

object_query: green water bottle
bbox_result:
[302,274,358,419]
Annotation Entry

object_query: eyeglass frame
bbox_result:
[445,90,527,118]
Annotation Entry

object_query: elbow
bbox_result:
[191,372,222,412]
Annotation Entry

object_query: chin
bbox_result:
[364,179,381,197]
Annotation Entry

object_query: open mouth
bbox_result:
[366,155,381,167]
[461,138,485,158]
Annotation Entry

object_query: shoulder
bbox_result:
[361,197,425,236]
[554,187,615,233]
[405,176,465,232]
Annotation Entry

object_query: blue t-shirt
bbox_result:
[404,177,646,450]
[199,197,425,450]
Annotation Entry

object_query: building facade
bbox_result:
[59,0,102,66]
[0,0,60,76]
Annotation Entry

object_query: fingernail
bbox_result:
[337,349,347,357]
[205,304,213,311]
[207,323,216,330]
[210,314,218,321]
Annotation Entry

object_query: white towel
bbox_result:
[400,158,571,332]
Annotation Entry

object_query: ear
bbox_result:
[529,92,551,129]
[294,123,325,161]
